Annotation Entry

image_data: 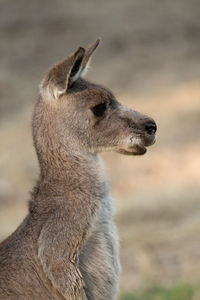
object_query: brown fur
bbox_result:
[0,40,156,299]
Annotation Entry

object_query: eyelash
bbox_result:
[91,102,107,117]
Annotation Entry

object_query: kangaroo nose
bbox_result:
[145,120,157,135]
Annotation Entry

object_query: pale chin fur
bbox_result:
[129,136,143,147]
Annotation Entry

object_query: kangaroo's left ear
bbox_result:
[68,39,100,85]
[80,39,100,77]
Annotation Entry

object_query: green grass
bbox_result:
[120,283,200,300]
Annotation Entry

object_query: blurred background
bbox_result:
[0,0,200,299]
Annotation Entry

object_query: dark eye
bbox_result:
[92,102,107,117]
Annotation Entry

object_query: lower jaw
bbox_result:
[116,145,147,156]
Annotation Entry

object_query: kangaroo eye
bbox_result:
[92,102,107,117]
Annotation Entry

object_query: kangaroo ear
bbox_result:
[80,39,100,77]
[40,47,85,100]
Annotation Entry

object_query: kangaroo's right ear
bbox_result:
[40,47,85,100]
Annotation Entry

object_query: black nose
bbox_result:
[145,120,157,135]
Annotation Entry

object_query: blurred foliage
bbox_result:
[120,283,200,300]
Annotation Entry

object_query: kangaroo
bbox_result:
[0,40,156,300]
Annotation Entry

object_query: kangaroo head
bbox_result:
[33,40,156,163]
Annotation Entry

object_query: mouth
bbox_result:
[116,136,156,156]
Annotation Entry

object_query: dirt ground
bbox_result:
[0,0,200,293]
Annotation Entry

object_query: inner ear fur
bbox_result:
[80,39,100,76]
[68,39,100,84]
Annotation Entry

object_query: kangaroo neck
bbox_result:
[35,151,106,198]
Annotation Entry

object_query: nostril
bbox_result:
[145,121,157,135]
